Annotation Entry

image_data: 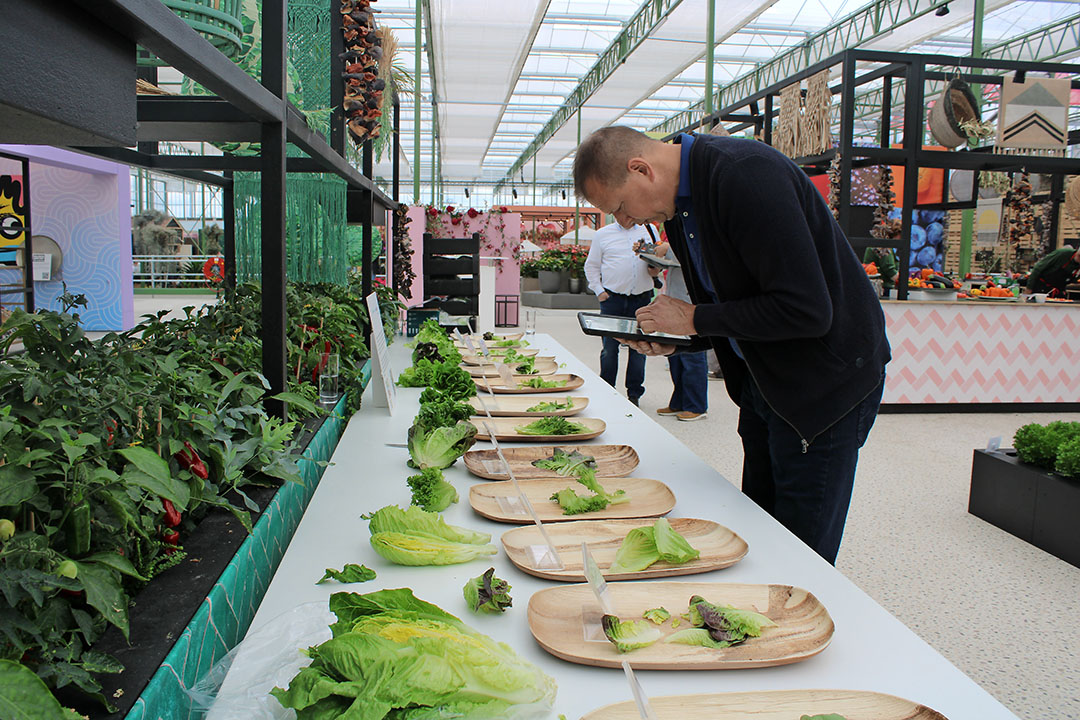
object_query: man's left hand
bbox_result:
[636,295,697,335]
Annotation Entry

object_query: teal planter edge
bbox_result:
[122,371,366,720]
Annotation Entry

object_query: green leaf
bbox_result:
[0,466,35,507]
[0,659,73,720]
[79,650,124,675]
[61,442,88,465]
[317,564,377,584]
[121,469,190,513]
[272,391,323,418]
[117,446,171,485]
[73,562,128,640]
[83,552,148,582]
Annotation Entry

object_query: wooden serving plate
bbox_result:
[475,373,584,394]
[581,689,948,719]
[527,581,833,670]
[465,358,558,377]
[466,395,588,417]
[469,416,606,442]
[501,518,747,581]
[469,477,674,524]
[463,444,639,480]
[460,348,539,365]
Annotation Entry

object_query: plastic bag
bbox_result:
[189,602,333,720]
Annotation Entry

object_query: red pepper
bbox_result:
[175,442,209,480]
[103,419,117,447]
[162,529,180,545]
[162,498,181,528]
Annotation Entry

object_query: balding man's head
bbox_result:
[573,126,654,199]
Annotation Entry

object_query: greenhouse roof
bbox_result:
[367,0,1078,191]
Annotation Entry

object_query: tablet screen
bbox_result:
[580,314,691,342]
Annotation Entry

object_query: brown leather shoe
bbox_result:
[676,411,707,422]
[656,406,678,416]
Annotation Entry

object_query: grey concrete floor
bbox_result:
[526,307,1080,720]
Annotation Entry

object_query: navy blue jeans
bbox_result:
[667,351,708,413]
[737,371,884,564]
[598,290,652,400]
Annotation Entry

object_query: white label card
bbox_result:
[496,363,516,387]
[582,542,614,615]
[478,338,491,357]
[365,293,396,414]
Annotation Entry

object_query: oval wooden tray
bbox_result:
[461,348,539,365]
[527,581,834,670]
[469,477,674,524]
[474,373,585,394]
[469,416,606,442]
[581,689,948,719]
[501,518,747,581]
[466,358,558,377]
[463,444,639,480]
[466,395,588,417]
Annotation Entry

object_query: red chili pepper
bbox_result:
[162,529,180,545]
[103,419,117,447]
[162,498,181,528]
[174,442,209,480]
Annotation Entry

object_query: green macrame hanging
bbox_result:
[181,0,349,284]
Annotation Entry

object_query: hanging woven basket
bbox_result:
[928,79,981,149]
[137,0,244,66]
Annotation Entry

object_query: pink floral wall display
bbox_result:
[404,205,521,307]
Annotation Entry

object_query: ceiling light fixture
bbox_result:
[935,3,950,16]
[464,188,470,198]
[561,190,567,200]
[512,188,518,199]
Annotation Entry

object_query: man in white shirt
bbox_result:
[584,222,657,405]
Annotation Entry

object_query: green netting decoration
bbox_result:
[233,172,348,285]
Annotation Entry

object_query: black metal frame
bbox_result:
[4,0,399,417]
[0,150,33,313]
[670,49,1080,300]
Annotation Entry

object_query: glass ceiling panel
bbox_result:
[368,0,1075,195]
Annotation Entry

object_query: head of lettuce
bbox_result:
[272,588,557,719]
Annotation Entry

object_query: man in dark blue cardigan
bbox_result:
[574,126,890,564]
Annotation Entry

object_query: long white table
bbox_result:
[216,333,1018,719]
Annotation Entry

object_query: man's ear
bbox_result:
[627,157,652,179]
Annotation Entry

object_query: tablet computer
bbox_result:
[577,312,694,345]
[637,252,681,270]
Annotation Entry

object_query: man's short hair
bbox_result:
[573,126,652,199]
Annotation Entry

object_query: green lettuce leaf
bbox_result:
[463,568,513,614]
[370,531,497,566]
[653,517,700,564]
[364,504,490,545]
[607,527,659,574]
[601,614,661,653]
[318,564,377,584]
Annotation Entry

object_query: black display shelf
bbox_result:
[3,0,399,417]
[668,48,1080,301]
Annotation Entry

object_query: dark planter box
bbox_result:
[969,449,1080,568]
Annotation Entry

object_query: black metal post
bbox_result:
[763,94,773,146]
[329,0,344,157]
[391,96,401,298]
[836,51,857,237]
[392,96,400,203]
[21,157,33,312]
[223,169,236,289]
[261,0,288,418]
[879,75,892,148]
[1047,172,1065,251]
[897,59,926,301]
[362,139,374,348]
[135,65,160,158]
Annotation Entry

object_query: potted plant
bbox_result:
[969,421,1080,568]
[536,251,565,294]
[566,249,586,294]
[519,258,541,292]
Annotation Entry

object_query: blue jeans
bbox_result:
[668,351,708,413]
[598,290,652,400]
[737,371,884,564]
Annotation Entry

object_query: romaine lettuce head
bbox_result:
[371,531,497,566]
[408,419,478,470]
[652,517,700,564]
[365,505,490,545]
[607,526,659,574]
[275,589,557,719]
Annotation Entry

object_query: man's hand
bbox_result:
[617,339,676,356]
[597,291,610,302]
[636,295,696,335]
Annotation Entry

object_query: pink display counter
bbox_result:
[882,299,1080,408]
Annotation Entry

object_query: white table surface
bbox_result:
[220,333,1018,719]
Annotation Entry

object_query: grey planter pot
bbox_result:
[568,277,582,294]
[538,270,561,293]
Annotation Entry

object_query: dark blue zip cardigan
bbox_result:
[663,134,890,445]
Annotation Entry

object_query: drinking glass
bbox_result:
[524,309,537,335]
